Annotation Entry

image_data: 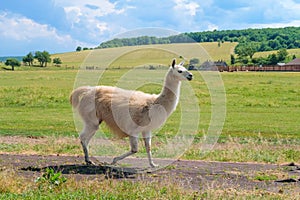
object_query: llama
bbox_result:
[70,59,193,167]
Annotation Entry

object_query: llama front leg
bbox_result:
[81,140,93,165]
[143,131,158,168]
[79,122,98,165]
[111,136,138,165]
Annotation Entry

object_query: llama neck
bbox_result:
[156,70,181,115]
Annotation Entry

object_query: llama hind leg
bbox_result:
[143,131,158,168]
[79,122,99,165]
[111,136,138,165]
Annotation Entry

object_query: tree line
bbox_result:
[3,51,62,70]
[97,27,300,52]
[232,48,292,66]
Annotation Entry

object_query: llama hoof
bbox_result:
[86,160,96,166]
[111,158,118,165]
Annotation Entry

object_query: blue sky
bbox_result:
[1,0,300,56]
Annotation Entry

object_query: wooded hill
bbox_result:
[97,27,300,53]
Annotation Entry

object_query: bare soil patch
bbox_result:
[0,154,299,193]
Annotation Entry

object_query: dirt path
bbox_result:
[0,154,299,193]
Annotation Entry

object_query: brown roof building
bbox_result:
[286,58,300,65]
[283,58,300,71]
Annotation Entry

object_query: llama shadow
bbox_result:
[21,164,138,179]
[1,67,13,71]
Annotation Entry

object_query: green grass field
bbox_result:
[1,68,299,166]
[1,69,299,138]
[1,42,299,162]
[3,168,296,200]
[50,42,300,68]
[1,44,300,199]
[0,69,300,199]
[0,43,300,160]
[51,42,237,68]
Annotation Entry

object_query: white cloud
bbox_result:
[267,0,300,20]
[96,22,109,33]
[203,0,300,30]
[53,0,126,44]
[249,20,300,29]
[174,0,200,16]
[64,6,82,27]
[0,12,62,41]
[2,0,300,56]
[55,0,124,20]
[0,11,87,55]
[207,23,219,31]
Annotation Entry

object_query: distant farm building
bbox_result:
[230,58,300,72]
[284,58,300,71]
[193,60,228,71]
[189,58,300,72]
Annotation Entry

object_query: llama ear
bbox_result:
[179,61,185,66]
[172,59,176,68]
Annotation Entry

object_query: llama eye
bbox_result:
[178,70,182,73]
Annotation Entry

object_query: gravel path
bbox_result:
[0,154,299,193]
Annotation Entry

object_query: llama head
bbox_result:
[170,59,193,81]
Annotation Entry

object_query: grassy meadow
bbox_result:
[51,42,237,68]
[0,42,299,161]
[0,68,299,161]
[3,169,298,200]
[1,69,300,199]
[1,43,300,199]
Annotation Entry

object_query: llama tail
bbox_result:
[69,86,92,109]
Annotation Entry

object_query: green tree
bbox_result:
[238,56,249,65]
[268,39,281,50]
[53,57,62,66]
[22,52,34,66]
[96,27,300,52]
[235,42,259,59]
[217,39,221,47]
[188,58,200,70]
[267,53,278,65]
[5,58,21,71]
[277,48,288,62]
[252,57,268,65]
[292,54,296,60]
[35,51,51,67]
[76,46,82,51]
[230,54,235,65]
[189,58,200,65]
